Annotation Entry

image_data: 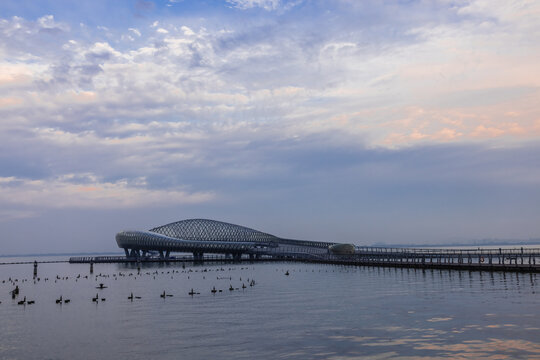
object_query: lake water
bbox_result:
[1,256,539,359]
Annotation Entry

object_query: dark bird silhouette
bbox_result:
[17,297,26,305]
[56,296,63,304]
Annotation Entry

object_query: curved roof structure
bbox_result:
[149,219,279,243]
[116,218,338,259]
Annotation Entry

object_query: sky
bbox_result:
[0,0,539,254]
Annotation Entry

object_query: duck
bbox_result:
[242,283,246,289]
[128,293,134,301]
[92,294,99,302]
[64,299,71,303]
[285,270,289,276]
[188,289,196,296]
[17,297,26,305]
[211,286,217,294]
[56,296,63,304]
[27,300,35,305]
[229,285,234,291]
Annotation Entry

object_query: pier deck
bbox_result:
[68,247,540,273]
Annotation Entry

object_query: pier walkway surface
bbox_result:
[68,246,540,273]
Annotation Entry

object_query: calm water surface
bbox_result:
[0,257,539,359]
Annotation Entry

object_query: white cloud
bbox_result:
[226,0,282,11]
[0,175,215,211]
[87,41,121,58]
[181,26,195,36]
[128,28,141,37]
[0,1,539,182]
[37,14,69,31]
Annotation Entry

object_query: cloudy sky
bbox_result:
[1,0,539,254]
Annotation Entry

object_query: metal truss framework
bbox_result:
[116,218,336,260]
[150,219,279,243]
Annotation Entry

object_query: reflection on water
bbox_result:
[0,257,538,360]
[329,326,540,359]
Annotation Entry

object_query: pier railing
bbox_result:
[316,247,540,272]
[69,246,540,272]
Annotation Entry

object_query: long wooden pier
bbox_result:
[68,247,540,273]
[308,247,540,272]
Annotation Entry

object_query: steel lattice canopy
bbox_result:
[149,219,279,243]
[116,218,337,257]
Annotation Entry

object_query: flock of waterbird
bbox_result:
[1,263,347,307]
[1,264,307,306]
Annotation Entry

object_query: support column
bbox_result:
[129,249,140,258]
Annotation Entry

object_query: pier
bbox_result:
[310,246,540,272]
[106,219,539,273]
[69,246,540,273]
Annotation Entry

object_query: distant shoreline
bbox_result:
[3,240,540,257]
[370,241,540,248]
